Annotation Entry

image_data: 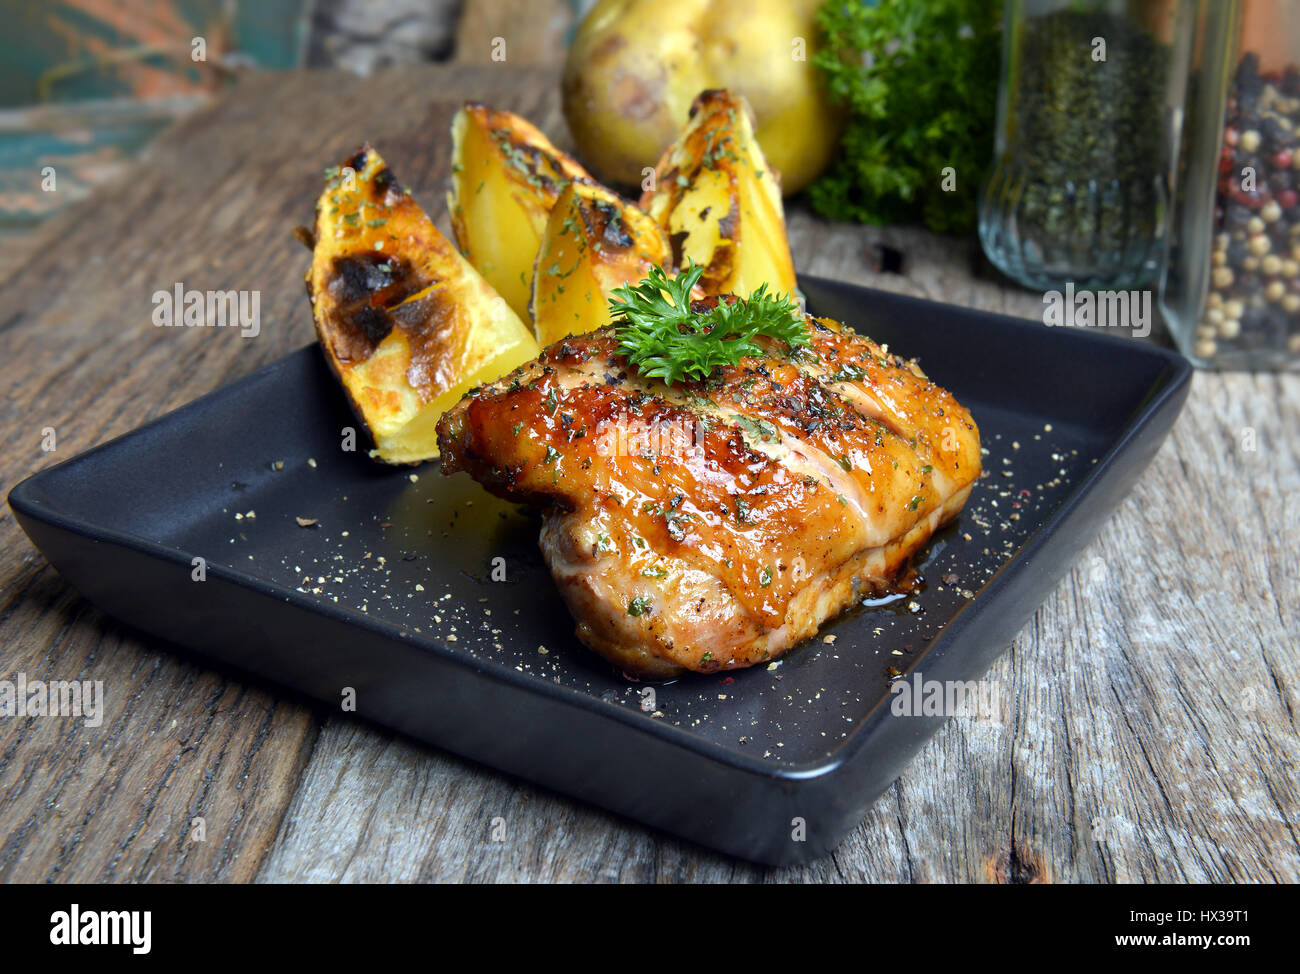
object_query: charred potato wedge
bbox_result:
[448,103,593,322]
[640,89,798,301]
[531,181,671,346]
[306,143,540,464]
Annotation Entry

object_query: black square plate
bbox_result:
[8,276,1191,865]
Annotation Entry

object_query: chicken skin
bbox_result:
[437,314,981,678]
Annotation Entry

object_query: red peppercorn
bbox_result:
[1230,186,1263,209]
[1224,125,1239,147]
[1273,149,1295,170]
[1277,189,1299,210]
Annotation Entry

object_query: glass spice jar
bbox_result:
[980,0,1196,291]
[1161,0,1300,369]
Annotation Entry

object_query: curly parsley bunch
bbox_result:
[809,0,1001,234]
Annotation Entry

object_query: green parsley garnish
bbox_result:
[628,596,652,617]
[608,262,807,386]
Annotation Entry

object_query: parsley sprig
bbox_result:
[608,263,807,386]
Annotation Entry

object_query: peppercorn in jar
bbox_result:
[1162,0,1300,369]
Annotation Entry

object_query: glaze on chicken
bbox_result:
[437,314,981,678]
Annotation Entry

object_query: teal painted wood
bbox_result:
[0,0,310,226]
[0,0,309,108]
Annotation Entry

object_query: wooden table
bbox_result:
[1,65,1296,883]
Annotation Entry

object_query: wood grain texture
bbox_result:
[0,65,1295,883]
[0,235,33,290]
[453,0,574,66]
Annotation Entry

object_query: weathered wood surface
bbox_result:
[454,0,574,67]
[0,64,1295,883]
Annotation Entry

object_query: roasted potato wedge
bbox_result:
[531,180,671,345]
[640,89,798,302]
[306,143,540,464]
[448,103,593,322]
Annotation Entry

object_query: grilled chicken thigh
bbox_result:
[437,313,981,678]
